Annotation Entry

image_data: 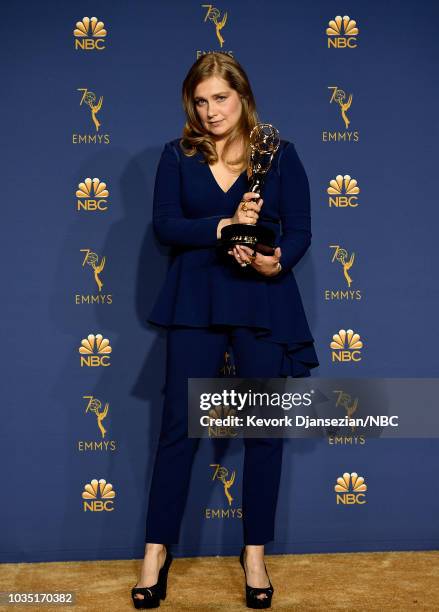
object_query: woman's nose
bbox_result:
[207,105,219,118]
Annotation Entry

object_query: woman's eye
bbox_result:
[195,97,226,105]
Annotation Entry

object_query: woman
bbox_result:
[132,52,319,609]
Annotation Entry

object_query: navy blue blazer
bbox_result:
[147,138,319,376]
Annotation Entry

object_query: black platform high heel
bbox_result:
[239,546,274,609]
[131,545,173,609]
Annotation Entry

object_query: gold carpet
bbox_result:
[1,550,439,610]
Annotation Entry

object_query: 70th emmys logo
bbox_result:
[202,4,227,47]
[330,329,363,362]
[84,396,109,439]
[198,5,232,59]
[77,396,117,453]
[327,175,360,208]
[205,463,242,519]
[76,178,109,212]
[81,249,106,291]
[326,16,359,48]
[73,90,110,145]
[322,87,359,143]
[76,249,112,305]
[219,350,235,376]
[74,17,107,50]
[82,478,115,512]
[330,245,355,286]
[328,86,352,129]
[79,333,112,367]
[211,464,235,505]
[78,88,103,131]
[334,472,367,504]
[324,244,362,301]
[327,390,364,446]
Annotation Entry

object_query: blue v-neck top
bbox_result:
[147,137,319,376]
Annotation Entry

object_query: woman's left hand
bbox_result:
[228,244,282,277]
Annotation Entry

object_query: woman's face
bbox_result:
[193,75,242,139]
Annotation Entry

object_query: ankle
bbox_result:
[145,542,165,550]
[243,545,265,566]
[144,542,166,557]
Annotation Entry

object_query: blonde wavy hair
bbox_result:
[179,52,260,174]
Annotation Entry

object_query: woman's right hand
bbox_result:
[230,192,263,225]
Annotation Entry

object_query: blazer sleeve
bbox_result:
[277,141,312,274]
[152,141,224,247]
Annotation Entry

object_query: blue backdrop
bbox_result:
[2,0,439,562]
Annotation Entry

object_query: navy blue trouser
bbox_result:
[145,325,288,545]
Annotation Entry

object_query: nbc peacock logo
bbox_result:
[208,404,238,438]
[334,472,367,504]
[74,17,107,50]
[327,175,360,208]
[330,329,363,362]
[76,178,109,212]
[79,333,112,367]
[326,15,359,48]
[82,478,116,511]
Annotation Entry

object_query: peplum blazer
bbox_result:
[147,138,319,376]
